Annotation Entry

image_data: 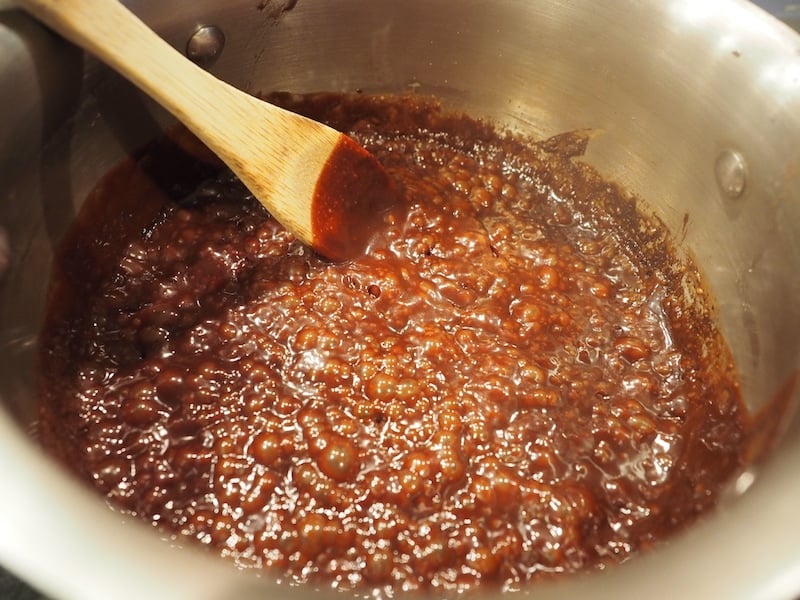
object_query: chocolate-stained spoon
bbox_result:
[18,0,399,261]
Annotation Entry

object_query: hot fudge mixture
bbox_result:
[38,94,747,595]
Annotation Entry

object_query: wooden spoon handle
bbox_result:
[17,0,338,249]
[18,0,244,138]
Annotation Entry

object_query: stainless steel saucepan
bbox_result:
[1,1,799,598]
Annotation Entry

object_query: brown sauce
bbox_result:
[38,93,748,595]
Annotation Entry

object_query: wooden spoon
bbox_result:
[17,0,399,262]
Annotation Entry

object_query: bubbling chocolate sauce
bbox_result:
[38,93,747,595]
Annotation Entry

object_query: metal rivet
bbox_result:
[715,149,747,199]
[186,25,226,69]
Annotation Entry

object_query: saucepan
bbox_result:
[1,0,799,598]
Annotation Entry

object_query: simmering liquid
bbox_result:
[38,94,747,595]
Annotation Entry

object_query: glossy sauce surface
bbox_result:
[38,94,747,595]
